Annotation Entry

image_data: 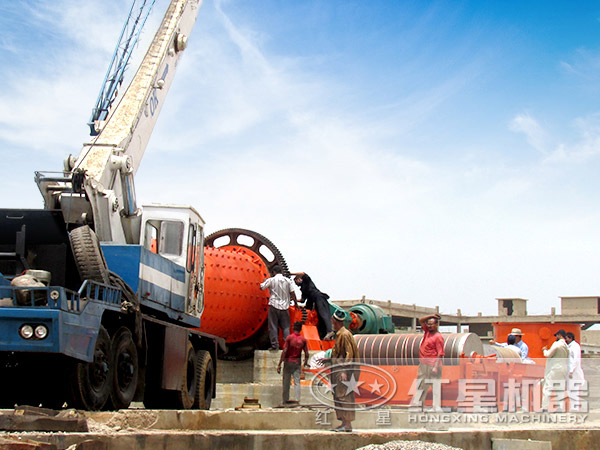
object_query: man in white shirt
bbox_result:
[260,265,297,350]
[541,329,570,412]
[566,332,585,411]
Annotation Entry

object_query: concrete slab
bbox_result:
[213,383,315,409]
[216,358,254,383]
[9,428,600,450]
[84,409,599,432]
[253,350,321,383]
[492,438,552,450]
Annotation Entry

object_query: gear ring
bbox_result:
[205,228,289,276]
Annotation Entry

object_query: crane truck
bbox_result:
[0,0,222,411]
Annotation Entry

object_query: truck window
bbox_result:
[144,222,158,254]
[186,224,196,272]
[159,220,184,256]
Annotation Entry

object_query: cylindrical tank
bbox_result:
[355,333,483,366]
[483,344,521,362]
[200,245,270,344]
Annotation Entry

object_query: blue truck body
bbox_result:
[102,244,199,328]
[0,280,121,363]
[0,208,218,410]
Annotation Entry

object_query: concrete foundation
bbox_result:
[2,408,599,449]
[492,438,552,450]
[84,409,598,432]
[213,349,321,409]
[10,427,600,450]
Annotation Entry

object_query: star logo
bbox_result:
[342,374,364,395]
[309,363,397,411]
[368,379,384,394]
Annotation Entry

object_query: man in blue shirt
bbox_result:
[510,328,529,360]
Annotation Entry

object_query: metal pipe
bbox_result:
[355,333,484,366]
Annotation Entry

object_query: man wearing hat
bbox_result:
[510,328,530,360]
[541,329,569,412]
[330,309,359,432]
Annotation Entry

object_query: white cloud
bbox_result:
[509,113,548,154]
[510,112,600,164]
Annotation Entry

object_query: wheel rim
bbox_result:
[116,349,135,391]
[111,328,138,410]
[90,342,110,391]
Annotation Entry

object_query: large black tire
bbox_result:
[67,326,113,410]
[172,341,197,410]
[194,350,214,410]
[69,225,109,284]
[109,327,138,410]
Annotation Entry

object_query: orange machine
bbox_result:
[201,244,270,344]
[199,228,373,355]
[198,229,279,352]
[493,323,581,359]
[288,306,362,352]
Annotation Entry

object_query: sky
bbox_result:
[1,0,600,316]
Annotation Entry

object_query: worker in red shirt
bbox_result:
[277,321,309,405]
[416,313,445,409]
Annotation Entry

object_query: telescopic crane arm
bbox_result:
[37,0,201,244]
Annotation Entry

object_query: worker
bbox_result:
[509,328,530,360]
[565,332,585,411]
[541,329,569,412]
[291,272,333,340]
[260,265,297,350]
[416,313,445,410]
[330,309,359,432]
[491,334,522,361]
[277,321,309,405]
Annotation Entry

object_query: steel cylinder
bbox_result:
[200,246,270,344]
[483,344,522,362]
[355,333,484,366]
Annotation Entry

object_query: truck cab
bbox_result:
[102,205,205,327]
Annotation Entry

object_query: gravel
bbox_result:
[357,440,464,450]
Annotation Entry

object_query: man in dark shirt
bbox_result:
[277,321,309,404]
[291,272,333,340]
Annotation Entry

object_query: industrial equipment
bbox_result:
[202,228,396,356]
[309,330,573,412]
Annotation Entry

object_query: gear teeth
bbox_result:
[205,228,289,276]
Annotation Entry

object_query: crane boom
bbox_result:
[88,0,158,135]
[37,0,201,244]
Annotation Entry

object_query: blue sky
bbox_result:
[2,0,600,315]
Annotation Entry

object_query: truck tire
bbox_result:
[173,341,197,410]
[69,225,109,284]
[109,327,138,410]
[68,326,113,410]
[194,350,214,410]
